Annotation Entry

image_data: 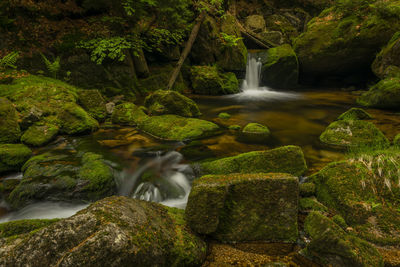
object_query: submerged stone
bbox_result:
[357,77,400,109]
[185,173,299,243]
[319,120,389,148]
[238,122,271,144]
[144,90,201,117]
[60,103,99,135]
[0,97,21,144]
[337,108,372,121]
[21,123,59,147]
[0,144,32,174]
[78,89,107,121]
[197,145,307,177]
[0,196,206,266]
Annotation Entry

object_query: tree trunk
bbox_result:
[133,48,150,78]
[235,18,276,49]
[167,11,206,90]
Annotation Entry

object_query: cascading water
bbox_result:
[118,151,193,209]
[242,53,263,91]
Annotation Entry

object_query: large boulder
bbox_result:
[21,123,59,147]
[294,1,400,80]
[197,145,307,177]
[60,103,99,135]
[372,32,400,79]
[256,44,299,88]
[311,148,400,246]
[336,108,372,121]
[0,97,21,144]
[0,196,206,266]
[139,115,220,141]
[186,173,299,242]
[78,89,107,121]
[144,90,201,117]
[7,152,115,209]
[320,120,389,148]
[357,77,400,109]
[302,211,384,266]
[245,15,266,33]
[0,144,32,174]
[190,66,239,95]
[111,102,148,126]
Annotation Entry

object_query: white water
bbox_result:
[118,151,193,209]
[233,53,299,101]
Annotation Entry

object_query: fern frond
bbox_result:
[41,53,61,78]
[0,51,20,70]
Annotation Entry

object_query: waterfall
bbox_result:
[242,53,263,91]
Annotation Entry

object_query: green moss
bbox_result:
[78,89,107,121]
[111,102,148,126]
[199,145,307,176]
[394,133,400,146]
[144,90,201,117]
[332,214,348,229]
[0,219,59,238]
[229,125,241,131]
[238,122,271,144]
[138,64,187,93]
[139,114,220,141]
[218,112,231,119]
[372,31,400,78]
[0,97,21,144]
[21,123,59,147]
[299,182,316,197]
[190,66,239,95]
[337,108,372,121]
[299,197,328,212]
[60,103,99,135]
[357,77,400,109]
[0,144,32,174]
[320,119,389,148]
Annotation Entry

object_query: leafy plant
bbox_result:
[40,53,61,79]
[0,51,20,71]
[220,33,242,48]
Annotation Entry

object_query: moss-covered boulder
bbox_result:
[0,144,32,174]
[302,211,383,267]
[78,89,107,121]
[311,148,400,246]
[21,123,59,147]
[144,90,201,117]
[299,182,316,197]
[0,219,59,238]
[186,173,299,242]
[245,15,266,33]
[7,152,115,209]
[191,66,239,95]
[357,77,400,109]
[256,45,299,88]
[319,120,389,148]
[299,197,328,213]
[111,102,148,126]
[139,115,220,141]
[337,108,372,121]
[0,196,206,266]
[294,1,400,79]
[238,123,271,144]
[372,32,400,79]
[197,145,307,176]
[59,103,99,135]
[218,112,231,119]
[0,97,21,144]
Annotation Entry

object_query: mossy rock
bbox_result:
[337,108,372,121]
[238,123,271,144]
[229,125,241,131]
[78,89,107,121]
[139,114,220,141]
[312,148,400,246]
[0,97,21,144]
[218,112,231,119]
[245,15,266,33]
[185,173,299,243]
[21,123,59,147]
[320,120,389,148]
[357,77,400,109]
[111,102,148,126]
[299,182,316,197]
[302,211,384,267]
[299,197,328,213]
[0,219,59,238]
[198,145,307,177]
[256,45,299,89]
[190,66,239,95]
[59,103,99,135]
[144,90,201,117]
[0,196,206,266]
[0,144,32,174]
[372,32,400,79]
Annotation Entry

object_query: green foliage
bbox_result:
[144,28,185,52]
[0,51,20,70]
[40,53,61,79]
[220,33,242,48]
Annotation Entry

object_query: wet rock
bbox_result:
[139,115,220,141]
[245,15,266,33]
[78,89,107,121]
[299,182,316,197]
[372,32,400,79]
[0,219,59,238]
[19,106,43,130]
[144,90,201,117]
[302,211,383,267]
[320,120,389,148]
[0,144,32,174]
[111,103,148,126]
[238,123,271,144]
[0,196,206,267]
[106,102,115,115]
[0,97,21,144]
[190,66,239,95]
[186,173,299,242]
[337,108,372,121]
[197,145,307,177]
[259,31,284,46]
[21,123,59,147]
[357,77,400,109]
